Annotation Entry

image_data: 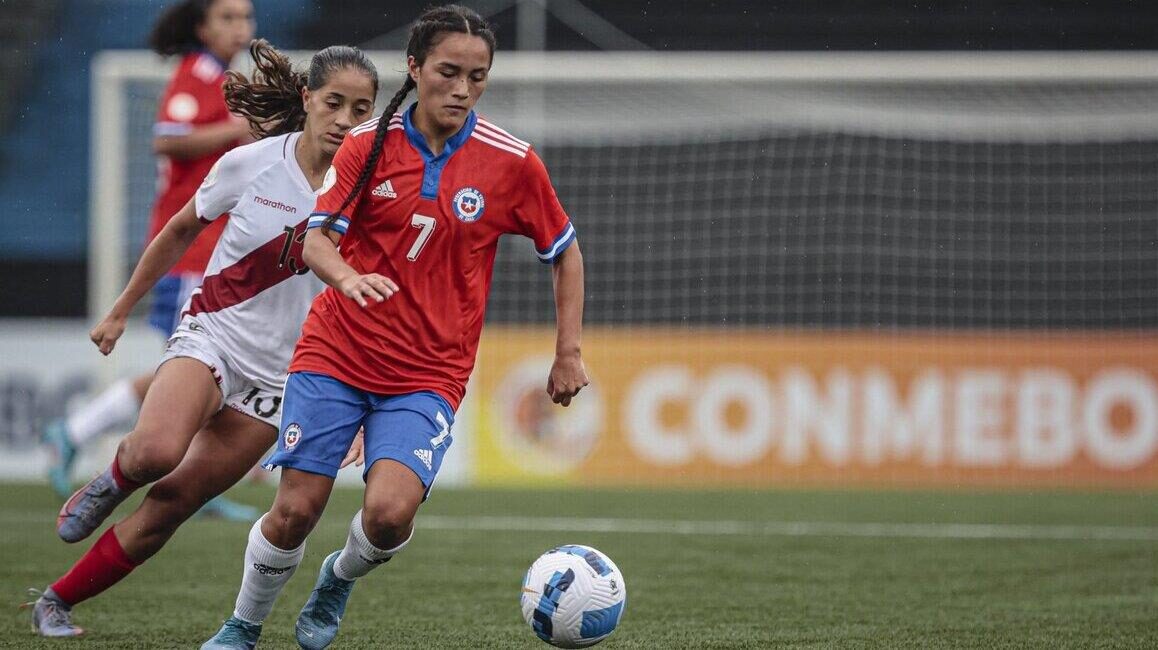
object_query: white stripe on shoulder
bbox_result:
[476,119,530,149]
[350,116,381,137]
[471,132,527,158]
[474,124,529,154]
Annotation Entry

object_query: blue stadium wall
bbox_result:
[0,0,310,315]
[2,0,1158,316]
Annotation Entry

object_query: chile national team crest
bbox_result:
[283,423,302,450]
[452,187,485,222]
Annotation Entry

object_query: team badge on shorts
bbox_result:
[452,187,485,222]
[284,423,303,450]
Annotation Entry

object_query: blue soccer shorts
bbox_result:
[147,272,202,337]
[264,371,455,493]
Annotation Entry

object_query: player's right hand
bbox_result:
[90,314,128,356]
[337,273,399,308]
[340,427,365,469]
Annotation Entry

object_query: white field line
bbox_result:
[417,515,1158,542]
[3,512,1157,542]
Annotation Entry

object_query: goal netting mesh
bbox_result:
[93,52,1158,330]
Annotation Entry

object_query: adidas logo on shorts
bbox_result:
[413,448,433,471]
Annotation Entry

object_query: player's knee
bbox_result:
[266,498,322,546]
[360,499,415,549]
[118,434,183,482]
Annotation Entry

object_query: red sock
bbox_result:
[109,456,143,492]
[50,528,141,606]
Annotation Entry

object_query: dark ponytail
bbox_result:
[322,4,496,232]
[225,39,379,139]
[149,0,215,56]
[324,77,414,230]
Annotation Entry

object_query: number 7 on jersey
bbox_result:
[407,214,436,261]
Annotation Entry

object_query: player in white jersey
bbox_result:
[25,40,379,639]
[177,130,329,394]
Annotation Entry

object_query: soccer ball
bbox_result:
[520,545,627,648]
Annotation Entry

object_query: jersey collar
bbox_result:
[281,132,313,195]
[197,47,230,71]
[402,103,477,163]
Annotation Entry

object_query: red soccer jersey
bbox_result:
[146,51,237,274]
[292,107,576,409]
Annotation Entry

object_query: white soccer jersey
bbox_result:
[182,132,325,391]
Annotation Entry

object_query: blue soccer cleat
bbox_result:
[295,551,355,649]
[201,616,262,649]
[198,496,261,523]
[23,589,84,638]
[56,467,129,543]
[42,419,78,500]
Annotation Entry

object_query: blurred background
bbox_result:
[1,0,1156,490]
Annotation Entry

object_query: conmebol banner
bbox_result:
[468,328,1158,488]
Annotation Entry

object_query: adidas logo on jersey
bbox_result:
[413,448,433,471]
[372,180,397,199]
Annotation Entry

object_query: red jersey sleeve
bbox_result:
[147,53,233,275]
[154,53,228,137]
[513,148,576,263]
[308,122,377,235]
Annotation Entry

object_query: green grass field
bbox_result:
[1,483,1156,649]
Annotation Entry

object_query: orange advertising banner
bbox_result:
[467,327,1158,489]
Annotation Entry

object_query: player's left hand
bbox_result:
[340,427,365,468]
[547,353,589,407]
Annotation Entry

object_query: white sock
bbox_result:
[333,509,411,581]
[233,515,305,625]
[66,379,141,446]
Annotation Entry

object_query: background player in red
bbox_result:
[26,40,379,638]
[203,5,588,649]
[42,0,258,523]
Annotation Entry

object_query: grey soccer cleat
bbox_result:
[23,589,83,637]
[295,551,355,649]
[57,466,130,543]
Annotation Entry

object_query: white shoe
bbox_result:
[23,589,84,637]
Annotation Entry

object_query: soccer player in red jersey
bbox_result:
[42,1,256,522]
[204,5,588,649]
[26,41,379,639]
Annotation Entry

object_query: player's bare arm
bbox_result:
[547,242,588,406]
[302,227,399,308]
[153,114,252,159]
[91,197,207,355]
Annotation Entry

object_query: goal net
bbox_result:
[91,51,1158,488]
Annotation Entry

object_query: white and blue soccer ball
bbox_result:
[520,544,627,648]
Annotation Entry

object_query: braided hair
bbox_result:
[224,39,379,139]
[322,4,496,232]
